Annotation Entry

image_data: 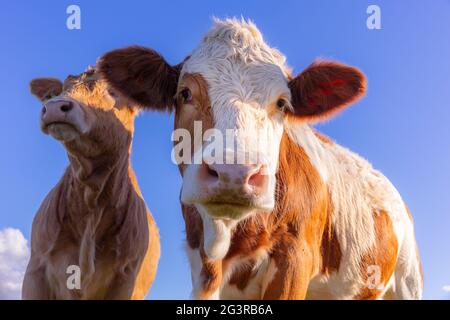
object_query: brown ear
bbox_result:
[98,46,181,112]
[29,78,63,101]
[288,61,366,121]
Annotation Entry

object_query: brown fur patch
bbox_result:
[263,133,329,299]
[174,73,214,174]
[225,216,272,260]
[182,205,203,249]
[320,210,342,275]
[355,210,398,300]
[199,251,223,299]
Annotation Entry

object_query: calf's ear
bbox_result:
[288,61,366,122]
[29,78,63,102]
[98,46,181,112]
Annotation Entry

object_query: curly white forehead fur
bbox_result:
[182,18,291,109]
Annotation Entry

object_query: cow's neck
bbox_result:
[49,146,146,279]
[70,150,129,204]
[61,144,142,239]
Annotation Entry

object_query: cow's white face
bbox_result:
[99,18,366,259]
[177,22,292,221]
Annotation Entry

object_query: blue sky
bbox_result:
[0,0,449,299]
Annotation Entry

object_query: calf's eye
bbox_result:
[180,88,192,103]
[276,99,287,111]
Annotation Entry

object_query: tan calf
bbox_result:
[23,68,160,299]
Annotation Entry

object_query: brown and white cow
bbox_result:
[23,68,160,299]
[98,18,423,299]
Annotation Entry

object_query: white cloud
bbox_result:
[443,285,450,293]
[0,228,30,300]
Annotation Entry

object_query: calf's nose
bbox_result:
[41,100,74,121]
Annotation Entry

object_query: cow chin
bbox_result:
[45,123,80,142]
[202,202,259,220]
[181,170,276,260]
[184,193,275,221]
[181,180,276,222]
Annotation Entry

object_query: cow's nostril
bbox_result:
[41,106,47,114]
[207,165,219,178]
[60,103,73,113]
[247,165,265,187]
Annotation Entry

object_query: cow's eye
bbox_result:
[180,88,192,103]
[276,99,287,111]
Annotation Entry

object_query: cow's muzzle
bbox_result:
[182,162,274,220]
[40,97,89,141]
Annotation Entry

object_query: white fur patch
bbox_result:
[186,246,203,299]
[261,259,278,297]
[196,205,235,261]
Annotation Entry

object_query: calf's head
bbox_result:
[98,19,366,259]
[30,68,138,159]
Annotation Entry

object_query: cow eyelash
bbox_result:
[179,88,193,103]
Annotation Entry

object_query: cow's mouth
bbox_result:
[43,122,80,142]
[201,199,271,220]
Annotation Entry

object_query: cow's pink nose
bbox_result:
[42,100,73,117]
[204,163,267,192]
[42,100,74,122]
[41,99,77,127]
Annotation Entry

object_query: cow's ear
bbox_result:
[288,61,366,122]
[29,78,63,102]
[98,46,181,112]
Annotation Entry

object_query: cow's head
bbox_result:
[98,19,366,259]
[30,68,138,159]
